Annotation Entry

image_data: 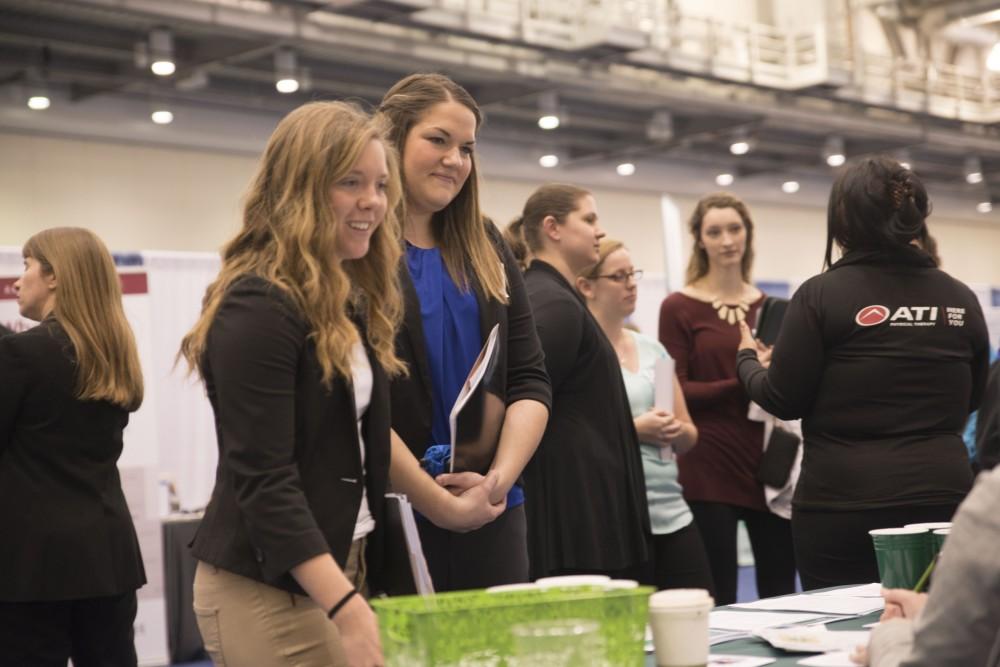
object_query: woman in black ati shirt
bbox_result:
[505,183,650,580]
[736,157,990,590]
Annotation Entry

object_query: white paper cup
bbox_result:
[648,588,713,667]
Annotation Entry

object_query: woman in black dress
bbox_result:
[505,183,650,580]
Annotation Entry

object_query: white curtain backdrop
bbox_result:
[142,250,221,509]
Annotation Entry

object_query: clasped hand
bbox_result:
[635,409,683,448]
[433,469,507,533]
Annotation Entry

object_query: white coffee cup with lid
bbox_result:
[648,588,714,667]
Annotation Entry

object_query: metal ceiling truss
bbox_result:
[1,0,1000,198]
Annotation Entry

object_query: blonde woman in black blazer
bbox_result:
[180,102,504,667]
[0,227,146,666]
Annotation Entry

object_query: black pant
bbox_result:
[418,503,529,591]
[639,522,716,595]
[0,591,138,667]
[688,500,797,605]
[792,504,959,591]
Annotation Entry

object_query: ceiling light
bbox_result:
[149,28,175,77]
[823,136,846,167]
[151,60,175,76]
[730,140,750,155]
[965,156,983,184]
[616,162,636,176]
[27,95,50,110]
[977,200,992,213]
[276,78,299,94]
[274,48,300,94]
[538,91,561,130]
[539,154,559,168]
[988,42,1000,72]
[151,109,174,125]
[729,128,755,155]
[781,180,800,194]
[715,173,734,186]
[897,149,912,170]
[538,115,560,130]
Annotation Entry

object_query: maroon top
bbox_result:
[658,291,767,511]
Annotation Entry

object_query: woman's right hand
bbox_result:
[879,588,928,621]
[333,594,384,666]
[634,409,681,448]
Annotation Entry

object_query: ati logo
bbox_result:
[856,305,940,327]
[856,305,889,326]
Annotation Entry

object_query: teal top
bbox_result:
[621,330,693,535]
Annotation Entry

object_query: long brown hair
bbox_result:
[376,73,507,303]
[24,227,144,411]
[685,192,756,284]
[180,101,405,385]
[504,183,592,270]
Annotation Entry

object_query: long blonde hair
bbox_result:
[376,73,507,304]
[180,101,405,385]
[24,227,144,411]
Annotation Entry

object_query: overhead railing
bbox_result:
[395,0,1000,123]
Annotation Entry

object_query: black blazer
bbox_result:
[0,318,146,601]
[523,261,650,576]
[190,277,392,595]
[390,224,551,459]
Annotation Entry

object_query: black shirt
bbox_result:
[523,260,649,577]
[738,247,989,511]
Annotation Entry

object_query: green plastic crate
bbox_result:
[371,585,653,666]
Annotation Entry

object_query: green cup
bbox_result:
[932,528,950,553]
[869,527,935,589]
[904,522,952,555]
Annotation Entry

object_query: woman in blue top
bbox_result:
[578,239,714,593]
[376,74,551,591]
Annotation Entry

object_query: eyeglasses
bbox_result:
[594,269,643,283]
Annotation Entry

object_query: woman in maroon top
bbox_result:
[658,192,796,604]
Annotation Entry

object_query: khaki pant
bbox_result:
[193,539,367,667]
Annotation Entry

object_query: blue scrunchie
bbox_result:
[419,444,525,510]
[420,444,452,477]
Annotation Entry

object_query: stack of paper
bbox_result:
[732,594,883,616]
[710,611,829,632]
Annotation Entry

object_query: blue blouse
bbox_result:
[406,244,523,509]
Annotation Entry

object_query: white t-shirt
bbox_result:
[350,341,376,541]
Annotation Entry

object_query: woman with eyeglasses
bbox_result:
[658,192,797,605]
[506,184,650,580]
[577,239,713,593]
